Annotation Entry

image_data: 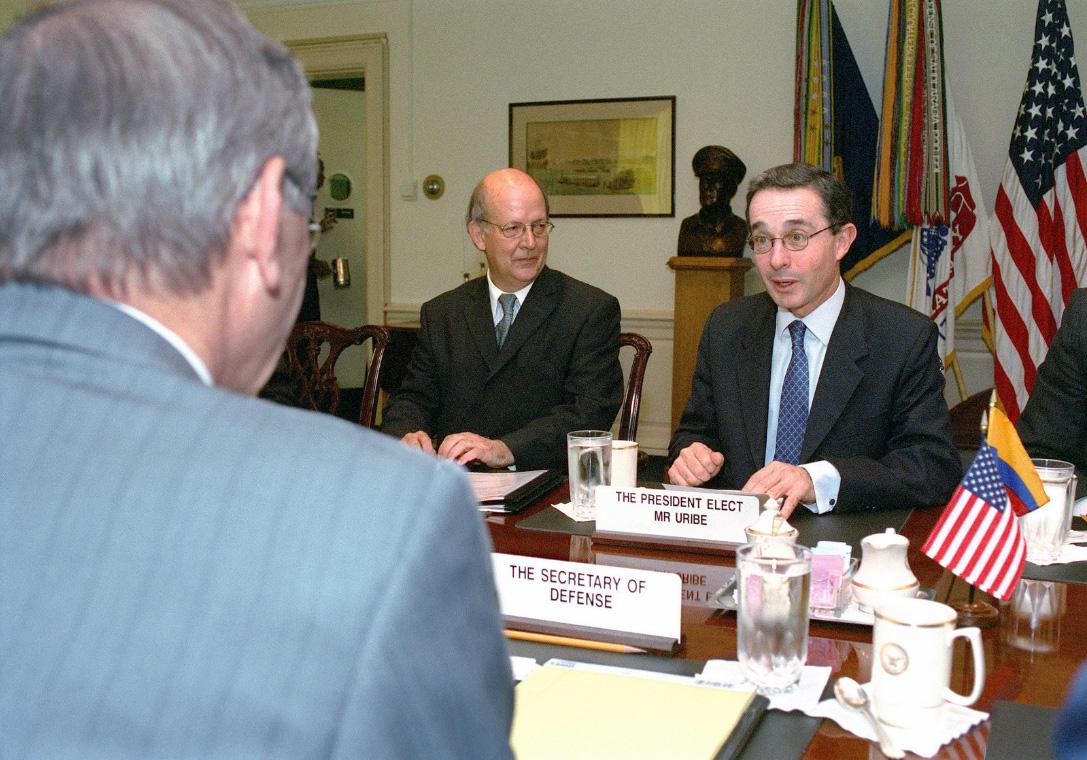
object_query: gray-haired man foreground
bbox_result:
[0,2,513,757]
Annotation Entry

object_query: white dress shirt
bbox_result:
[110,301,213,386]
[763,278,846,514]
[487,274,533,326]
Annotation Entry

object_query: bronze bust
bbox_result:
[677,145,747,257]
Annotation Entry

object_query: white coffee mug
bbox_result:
[609,440,639,489]
[871,598,985,727]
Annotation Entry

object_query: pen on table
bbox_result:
[503,629,647,654]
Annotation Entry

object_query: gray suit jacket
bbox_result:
[0,282,513,759]
[668,286,961,511]
[381,267,623,469]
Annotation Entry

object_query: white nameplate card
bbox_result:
[492,552,681,650]
[594,485,763,551]
[594,550,734,609]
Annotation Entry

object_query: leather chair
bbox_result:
[618,332,652,441]
[285,321,390,428]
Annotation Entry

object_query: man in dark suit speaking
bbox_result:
[0,2,512,757]
[382,168,624,470]
[668,163,960,517]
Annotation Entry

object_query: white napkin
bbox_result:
[695,660,831,712]
[550,502,594,523]
[806,687,988,758]
[1027,531,1087,565]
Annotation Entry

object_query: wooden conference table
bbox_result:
[485,481,1087,759]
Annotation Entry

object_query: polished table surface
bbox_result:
[486,483,1087,759]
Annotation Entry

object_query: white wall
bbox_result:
[6,0,1082,449]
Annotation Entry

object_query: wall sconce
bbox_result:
[333,257,351,289]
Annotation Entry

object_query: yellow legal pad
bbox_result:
[511,665,761,760]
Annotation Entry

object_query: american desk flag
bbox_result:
[990,0,1087,421]
[922,407,1048,600]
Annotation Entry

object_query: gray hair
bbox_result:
[0,0,318,297]
[744,162,852,230]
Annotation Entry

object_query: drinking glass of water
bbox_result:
[736,543,811,692]
[567,430,612,520]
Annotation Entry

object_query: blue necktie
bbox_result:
[774,320,808,465]
[495,293,517,348]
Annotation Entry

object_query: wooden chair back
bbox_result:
[285,321,390,428]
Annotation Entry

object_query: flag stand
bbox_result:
[949,583,1000,629]
[948,391,1001,629]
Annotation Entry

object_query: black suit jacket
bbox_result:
[1019,288,1087,472]
[381,267,623,469]
[668,286,961,511]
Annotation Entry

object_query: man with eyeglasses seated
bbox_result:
[668,162,961,518]
[382,168,623,469]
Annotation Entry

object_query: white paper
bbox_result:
[696,660,831,712]
[469,469,548,504]
[806,684,988,758]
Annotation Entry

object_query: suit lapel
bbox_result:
[463,277,500,371]
[802,285,866,460]
[486,267,559,379]
[739,297,777,470]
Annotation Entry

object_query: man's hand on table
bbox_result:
[667,442,725,487]
[437,432,515,468]
[743,462,814,519]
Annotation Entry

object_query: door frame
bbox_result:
[287,35,389,326]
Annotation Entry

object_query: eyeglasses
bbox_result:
[480,218,555,239]
[748,225,834,255]
[308,222,322,250]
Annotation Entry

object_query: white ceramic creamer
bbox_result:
[851,528,919,613]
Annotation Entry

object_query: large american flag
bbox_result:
[922,441,1026,601]
[990,0,1087,421]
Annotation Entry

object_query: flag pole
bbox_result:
[948,389,1001,628]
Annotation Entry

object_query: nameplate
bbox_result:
[593,486,762,552]
[492,552,681,650]
[595,550,734,609]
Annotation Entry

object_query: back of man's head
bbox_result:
[0,0,317,299]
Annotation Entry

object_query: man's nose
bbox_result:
[767,239,791,267]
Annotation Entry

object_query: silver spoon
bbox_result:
[833,677,904,758]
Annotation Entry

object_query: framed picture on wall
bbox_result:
[509,96,675,217]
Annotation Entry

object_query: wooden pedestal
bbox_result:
[667,256,752,432]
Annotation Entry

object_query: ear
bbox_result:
[467,219,487,252]
[233,156,287,291]
[833,222,858,263]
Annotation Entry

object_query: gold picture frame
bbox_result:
[509,96,675,217]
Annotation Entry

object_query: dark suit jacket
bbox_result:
[381,266,624,469]
[668,286,961,511]
[1019,288,1087,472]
[0,281,513,759]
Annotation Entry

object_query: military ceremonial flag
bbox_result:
[872,0,950,229]
[922,407,1048,600]
[794,0,908,279]
[906,90,992,367]
[990,0,1087,421]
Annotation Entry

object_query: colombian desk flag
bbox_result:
[922,407,1048,600]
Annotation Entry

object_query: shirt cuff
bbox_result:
[800,460,840,514]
